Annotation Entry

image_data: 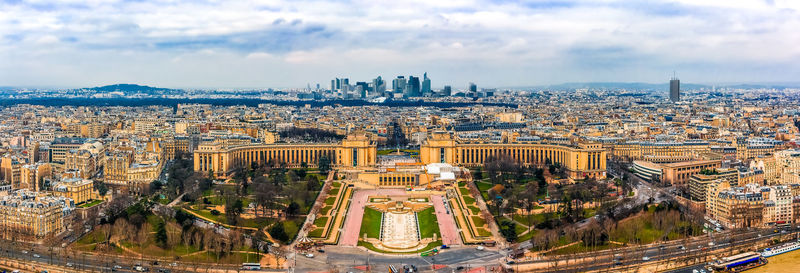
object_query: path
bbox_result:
[339,188,406,246]
[431,195,462,246]
[167,193,186,207]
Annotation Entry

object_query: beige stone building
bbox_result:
[0,190,73,240]
[420,131,606,180]
[194,134,377,178]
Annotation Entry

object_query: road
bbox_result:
[292,245,505,273]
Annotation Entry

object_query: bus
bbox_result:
[242,263,261,270]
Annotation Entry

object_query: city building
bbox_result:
[670,75,680,102]
[0,190,73,240]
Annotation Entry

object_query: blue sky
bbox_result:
[1,0,799,89]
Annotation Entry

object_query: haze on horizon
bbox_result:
[1,0,799,89]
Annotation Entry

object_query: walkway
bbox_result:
[431,195,462,246]
[339,189,406,246]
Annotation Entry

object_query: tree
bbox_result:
[223,189,243,225]
[94,181,109,196]
[286,202,301,216]
[269,223,289,243]
[155,220,168,248]
[318,155,331,175]
[499,219,518,242]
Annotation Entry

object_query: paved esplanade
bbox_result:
[432,194,462,246]
[340,188,406,246]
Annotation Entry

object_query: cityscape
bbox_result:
[2,1,800,273]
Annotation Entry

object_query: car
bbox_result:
[306,253,314,258]
[642,256,650,261]
[317,249,325,253]
[476,246,485,251]
[169,262,177,267]
[113,265,123,269]
[440,245,449,249]
[506,261,516,265]
[677,245,685,250]
[708,242,715,246]
[699,270,707,273]
[66,263,73,267]
[692,270,699,273]
[33,254,41,258]
[22,251,28,254]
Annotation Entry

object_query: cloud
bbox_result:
[0,0,799,88]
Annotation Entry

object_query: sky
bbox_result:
[1,0,800,89]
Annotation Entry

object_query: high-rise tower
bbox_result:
[670,73,680,102]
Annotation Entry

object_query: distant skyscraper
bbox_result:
[405,76,421,97]
[670,74,680,102]
[355,82,369,98]
[330,80,335,91]
[421,72,431,96]
[393,76,406,93]
[468,82,477,92]
[442,85,452,96]
[372,76,385,96]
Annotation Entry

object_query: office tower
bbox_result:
[393,76,406,93]
[372,76,385,96]
[335,78,341,90]
[316,83,320,90]
[422,72,432,96]
[442,85,452,96]
[670,74,680,102]
[468,82,477,92]
[330,80,335,91]
[405,76,420,97]
[355,82,369,98]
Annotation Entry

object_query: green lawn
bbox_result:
[320,205,332,215]
[79,199,103,208]
[477,228,492,237]
[467,205,481,215]
[517,228,537,243]
[459,187,471,196]
[308,228,324,238]
[462,196,476,205]
[417,207,440,239]
[324,197,336,205]
[329,188,340,195]
[474,181,493,201]
[471,216,486,227]
[360,207,383,239]
[314,216,329,227]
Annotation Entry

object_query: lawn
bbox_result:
[360,207,383,239]
[467,205,481,215]
[329,188,340,195]
[417,207,440,239]
[308,228,324,238]
[462,196,476,205]
[517,228,537,243]
[79,199,103,208]
[471,216,487,227]
[477,228,492,237]
[320,205,332,215]
[459,187,471,196]
[314,216,329,227]
[324,197,336,205]
[475,181,493,201]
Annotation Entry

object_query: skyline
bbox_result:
[2,0,800,89]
